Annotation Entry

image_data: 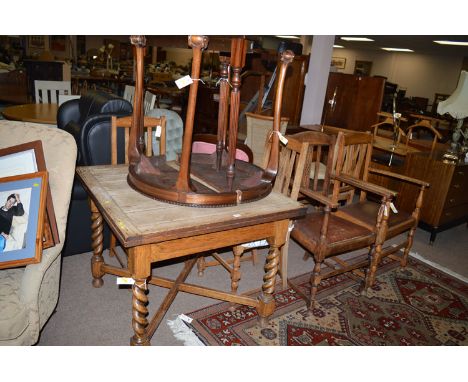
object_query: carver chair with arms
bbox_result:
[291,131,397,308]
[230,132,313,291]
[331,131,430,290]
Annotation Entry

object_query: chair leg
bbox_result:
[279,231,291,290]
[302,251,311,261]
[197,256,206,277]
[230,245,244,294]
[309,260,322,310]
[229,246,244,311]
[109,234,117,257]
[251,248,258,265]
[401,224,417,268]
[365,245,383,294]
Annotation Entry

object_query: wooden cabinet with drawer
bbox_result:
[399,150,468,243]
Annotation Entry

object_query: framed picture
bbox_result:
[0,141,59,249]
[28,35,46,50]
[331,57,346,69]
[354,60,373,76]
[0,172,48,269]
[50,35,66,52]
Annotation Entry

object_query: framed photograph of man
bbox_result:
[0,172,48,269]
[0,141,59,249]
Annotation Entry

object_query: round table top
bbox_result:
[1,103,58,125]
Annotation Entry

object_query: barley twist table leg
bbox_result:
[257,243,279,326]
[89,199,104,288]
[130,278,150,346]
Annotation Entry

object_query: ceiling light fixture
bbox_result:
[434,40,468,46]
[340,37,374,42]
[381,47,414,52]
[275,35,300,39]
[333,44,344,48]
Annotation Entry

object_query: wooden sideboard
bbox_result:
[0,70,29,104]
[398,151,468,243]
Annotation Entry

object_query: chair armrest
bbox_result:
[368,167,430,188]
[300,187,339,208]
[332,173,397,198]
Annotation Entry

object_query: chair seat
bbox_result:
[0,268,29,341]
[340,200,415,237]
[292,210,375,257]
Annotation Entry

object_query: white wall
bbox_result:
[300,35,335,125]
[331,47,464,102]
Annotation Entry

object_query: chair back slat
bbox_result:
[34,80,71,104]
[111,115,166,164]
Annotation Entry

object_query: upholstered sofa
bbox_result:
[0,121,77,345]
[57,90,132,256]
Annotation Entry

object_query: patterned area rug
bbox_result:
[185,257,468,345]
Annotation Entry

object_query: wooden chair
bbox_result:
[34,80,71,104]
[330,131,430,291]
[244,112,289,167]
[291,132,395,309]
[404,120,442,153]
[124,86,157,115]
[194,134,256,277]
[144,90,157,114]
[108,114,166,264]
[123,85,135,105]
[196,132,312,291]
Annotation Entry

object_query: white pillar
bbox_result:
[300,35,334,125]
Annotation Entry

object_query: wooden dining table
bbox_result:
[76,164,306,346]
[1,103,58,125]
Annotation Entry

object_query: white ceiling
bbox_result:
[333,35,468,56]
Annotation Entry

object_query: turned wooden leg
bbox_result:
[309,260,322,310]
[364,198,390,293]
[257,243,280,327]
[231,245,244,294]
[90,199,104,288]
[229,245,244,311]
[109,234,117,257]
[402,225,417,268]
[197,256,206,277]
[251,248,258,265]
[130,278,150,346]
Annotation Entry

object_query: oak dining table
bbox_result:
[76,164,306,346]
[1,103,58,125]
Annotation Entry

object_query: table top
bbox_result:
[1,103,58,124]
[76,164,306,248]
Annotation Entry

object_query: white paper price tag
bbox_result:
[155,125,162,137]
[390,202,398,214]
[179,314,193,324]
[116,277,135,285]
[175,75,193,89]
[278,132,288,146]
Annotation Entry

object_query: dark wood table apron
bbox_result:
[76,164,306,345]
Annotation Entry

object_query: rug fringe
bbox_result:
[409,251,468,283]
[167,315,205,346]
